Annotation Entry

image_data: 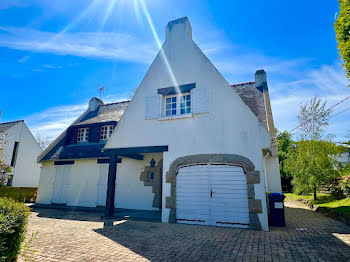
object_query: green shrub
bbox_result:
[0,197,30,262]
[340,177,350,198]
[329,182,345,200]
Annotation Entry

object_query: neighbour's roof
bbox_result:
[74,101,130,126]
[232,82,267,128]
[0,120,23,133]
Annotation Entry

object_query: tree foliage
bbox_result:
[285,140,341,200]
[335,0,350,80]
[35,134,52,150]
[277,130,294,192]
[297,97,331,140]
[0,133,11,185]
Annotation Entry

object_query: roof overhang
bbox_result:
[103,145,168,159]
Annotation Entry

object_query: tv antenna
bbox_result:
[98,86,105,100]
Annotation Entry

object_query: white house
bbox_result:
[37,17,281,231]
[0,120,42,187]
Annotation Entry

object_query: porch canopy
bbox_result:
[102,146,168,217]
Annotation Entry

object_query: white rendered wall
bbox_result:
[36,161,56,204]
[105,18,272,231]
[2,122,42,187]
[116,153,162,210]
[37,156,161,210]
[264,156,282,193]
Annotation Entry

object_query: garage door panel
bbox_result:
[176,164,249,228]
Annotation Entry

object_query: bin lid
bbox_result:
[269,193,284,196]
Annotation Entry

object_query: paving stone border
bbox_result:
[165,154,263,230]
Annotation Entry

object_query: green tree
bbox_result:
[277,131,294,192]
[285,140,341,200]
[335,0,350,80]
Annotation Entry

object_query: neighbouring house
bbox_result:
[335,148,350,166]
[37,17,281,231]
[0,120,42,187]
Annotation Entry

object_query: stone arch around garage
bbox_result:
[165,154,262,230]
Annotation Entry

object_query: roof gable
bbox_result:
[0,120,23,133]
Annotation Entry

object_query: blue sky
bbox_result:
[0,0,349,141]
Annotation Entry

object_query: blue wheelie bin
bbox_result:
[268,193,286,227]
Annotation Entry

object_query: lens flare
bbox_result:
[138,0,181,93]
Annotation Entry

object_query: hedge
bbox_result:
[0,197,30,262]
[0,187,37,203]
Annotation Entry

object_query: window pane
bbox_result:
[172,97,176,102]
[186,107,191,113]
[172,109,176,115]
[166,98,171,103]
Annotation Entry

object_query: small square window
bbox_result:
[180,94,191,115]
[100,125,114,140]
[166,96,177,116]
[77,128,89,142]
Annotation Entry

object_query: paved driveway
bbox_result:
[19,201,350,262]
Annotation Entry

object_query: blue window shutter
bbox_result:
[192,88,209,114]
[145,95,160,119]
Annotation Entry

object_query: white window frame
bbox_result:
[100,125,114,141]
[164,92,191,117]
[77,128,89,142]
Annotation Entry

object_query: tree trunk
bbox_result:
[313,188,317,200]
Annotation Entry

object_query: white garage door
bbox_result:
[176,164,249,228]
[52,166,71,204]
[96,164,108,206]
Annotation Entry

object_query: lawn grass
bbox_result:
[285,193,350,219]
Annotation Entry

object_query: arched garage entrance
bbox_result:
[176,164,249,228]
[165,154,263,230]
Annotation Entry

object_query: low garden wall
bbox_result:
[0,187,37,203]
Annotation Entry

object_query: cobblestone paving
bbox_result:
[19,201,350,262]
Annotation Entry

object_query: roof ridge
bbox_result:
[103,100,130,106]
[231,81,255,87]
[0,120,24,125]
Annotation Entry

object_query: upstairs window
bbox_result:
[100,125,114,140]
[77,128,89,142]
[166,96,177,116]
[180,94,191,114]
[165,93,191,116]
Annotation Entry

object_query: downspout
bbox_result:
[262,148,271,193]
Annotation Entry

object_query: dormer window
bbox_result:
[100,125,114,140]
[165,93,191,116]
[77,128,89,142]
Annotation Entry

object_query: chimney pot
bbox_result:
[166,17,192,42]
[89,97,103,111]
[255,70,268,91]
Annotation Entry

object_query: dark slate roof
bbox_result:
[0,120,23,133]
[232,82,267,128]
[41,100,130,162]
[42,142,106,161]
[74,101,130,126]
